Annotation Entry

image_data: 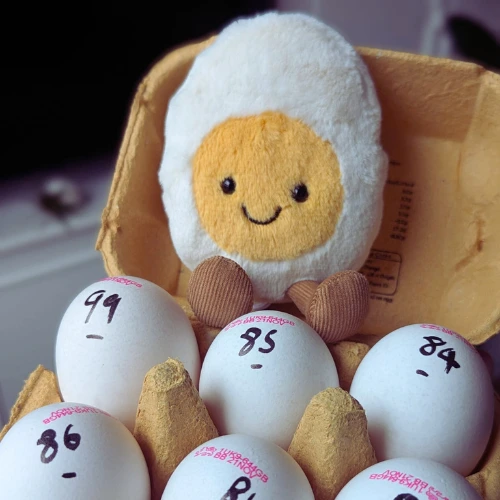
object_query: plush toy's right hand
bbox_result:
[187,256,253,328]
[287,272,370,344]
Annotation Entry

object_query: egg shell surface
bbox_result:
[0,402,150,500]
[335,457,481,500]
[161,433,314,499]
[349,323,495,475]
[199,310,339,449]
[56,276,200,430]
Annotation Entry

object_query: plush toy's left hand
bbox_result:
[187,256,254,330]
[287,272,370,343]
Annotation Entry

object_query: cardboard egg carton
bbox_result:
[2,37,500,499]
[0,353,379,500]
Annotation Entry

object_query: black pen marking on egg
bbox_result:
[86,335,103,340]
[251,364,263,369]
[62,473,77,479]
[416,369,429,377]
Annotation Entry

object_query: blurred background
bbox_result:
[1,0,500,425]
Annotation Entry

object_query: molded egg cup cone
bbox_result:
[328,341,370,392]
[288,387,377,500]
[133,358,219,500]
[0,365,61,441]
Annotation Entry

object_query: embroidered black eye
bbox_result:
[221,177,236,194]
[291,183,309,203]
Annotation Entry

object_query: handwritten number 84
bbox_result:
[84,290,121,324]
[419,336,461,374]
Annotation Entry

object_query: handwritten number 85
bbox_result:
[84,290,121,324]
[239,327,277,356]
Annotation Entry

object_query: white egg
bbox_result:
[199,310,339,448]
[336,457,481,500]
[161,434,314,499]
[350,323,495,475]
[56,276,200,430]
[0,402,150,500]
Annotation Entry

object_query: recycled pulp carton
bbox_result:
[2,37,500,499]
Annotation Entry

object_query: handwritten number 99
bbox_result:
[84,290,122,324]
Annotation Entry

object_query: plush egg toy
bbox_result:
[350,323,495,475]
[56,276,200,430]
[199,310,339,448]
[161,434,314,499]
[336,457,481,500]
[159,12,388,343]
[0,402,150,499]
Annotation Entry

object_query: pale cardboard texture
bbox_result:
[133,359,218,500]
[360,54,500,346]
[0,366,61,442]
[3,39,500,498]
[96,37,216,295]
[288,387,377,500]
[329,341,370,391]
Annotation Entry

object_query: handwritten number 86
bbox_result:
[37,425,81,464]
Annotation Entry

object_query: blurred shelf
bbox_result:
[0,157,113,423]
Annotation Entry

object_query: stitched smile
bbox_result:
[242,205,282,225]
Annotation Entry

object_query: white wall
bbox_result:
[277,0,500,59]
[0,160,112,424]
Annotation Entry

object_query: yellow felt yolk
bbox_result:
[192,111,344,262]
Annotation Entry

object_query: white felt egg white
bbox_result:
[336,457,481,500]
[350,323,495,475]
[161,434,314,499]
[199,310,339,448]
[56,276,200,430]
[0,402,150,500]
